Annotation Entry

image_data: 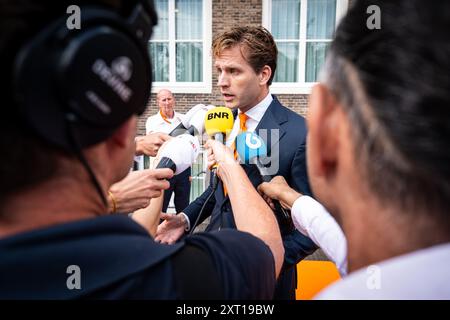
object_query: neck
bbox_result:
[239,88,270,113]
[338,192,450,272]
[161,110,174,119]
[0,172,108,239]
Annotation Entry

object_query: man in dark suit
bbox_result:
[155,26,317,299]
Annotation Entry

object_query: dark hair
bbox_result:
[0,0,153,203]
[323,0,450,220]
[212,26,278,85]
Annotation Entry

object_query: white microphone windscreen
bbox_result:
[159,134,200,175]
[182,104,206,128]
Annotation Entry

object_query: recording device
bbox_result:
[204,107,234,189]
[235,132,291,221]
[12,1,157,205]
[156,134,200,175]
[169,104,214,137]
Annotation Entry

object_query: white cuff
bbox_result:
[291,195,320,236]
[179,212,191,232]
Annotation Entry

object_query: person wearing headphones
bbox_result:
[0,0,283,299]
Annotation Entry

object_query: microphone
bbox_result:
[156,134,200,175]
[169,104,214,137]
[204,106,234,189]
[235,132,291,221]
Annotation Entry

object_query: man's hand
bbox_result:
[154,213,187,244]
[108,168,173,213]
[135,132,171,157]
[205,139,237,179]
[257,176,302,210]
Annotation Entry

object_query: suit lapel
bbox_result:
[255,96,287,157]
[218,97,288,207]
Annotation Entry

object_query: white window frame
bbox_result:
[262,0,348,94]
[150,0,212,94]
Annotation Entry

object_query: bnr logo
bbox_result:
[207,112,229,120]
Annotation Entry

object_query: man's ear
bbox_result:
[259,65,272,86]
[107,116,137,150]
[307,84,343,180]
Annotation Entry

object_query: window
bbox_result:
[149,0,212,93]
[263,0,348,94]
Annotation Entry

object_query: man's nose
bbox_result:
[217,72,229,87]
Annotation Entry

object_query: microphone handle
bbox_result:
[186,125,196,136]
[169,122,187,137]
[156,157,177,173]
[213,132,225,144]
[210,132,225,190]
[260,171,291,221]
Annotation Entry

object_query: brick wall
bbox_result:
[137,0,309,135]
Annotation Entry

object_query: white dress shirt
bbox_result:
[225,93,273,146]
[182,93,273,230]
[316,242,450,299]
[291,196,348,276]
[133,111,185,171]
[145,111,185,135]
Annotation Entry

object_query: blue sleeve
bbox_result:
[283,142,318,267]
[184,230,276,299]
[290,141,312,196]
[182,184,216,228]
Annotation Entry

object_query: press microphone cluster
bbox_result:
[156,134,200,174]
[204,106,234,189]
[169,104,214,137]
[235,132,291,221]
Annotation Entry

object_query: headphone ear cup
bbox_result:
[14,8,151,151]
[57,25,151,147]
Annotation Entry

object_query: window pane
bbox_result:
[176,0,202,40]
[153,0,169,40]
[274,42,298,82]
[176,42,202,82]
[149,42,169,82]
[271,0,300,39]
[307,0,336,39]
[305,42,329,82]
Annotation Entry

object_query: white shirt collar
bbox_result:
[238,92,273,123]
[156,110,182,125]
[227,93,273,146]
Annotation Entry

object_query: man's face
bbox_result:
[157,90,175,118]
[215,46,266,113]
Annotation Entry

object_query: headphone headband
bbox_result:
[13,1,156,151]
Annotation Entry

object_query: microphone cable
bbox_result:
[189,171,219,235]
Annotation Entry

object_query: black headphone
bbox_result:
[13,1,156,152]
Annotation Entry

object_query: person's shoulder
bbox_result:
[271,95,306,125]
[146,113,160,122]
[183,230,276,299]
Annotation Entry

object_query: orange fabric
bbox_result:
[295,260,341,300]
[224,113,248,196]
[160,110,172,124]
[238,113,248,132]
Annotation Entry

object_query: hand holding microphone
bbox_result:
[235,132,291,221]
[205,139,237,179]
[129,134,200,236]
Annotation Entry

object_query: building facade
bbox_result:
[138,0,350,134]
